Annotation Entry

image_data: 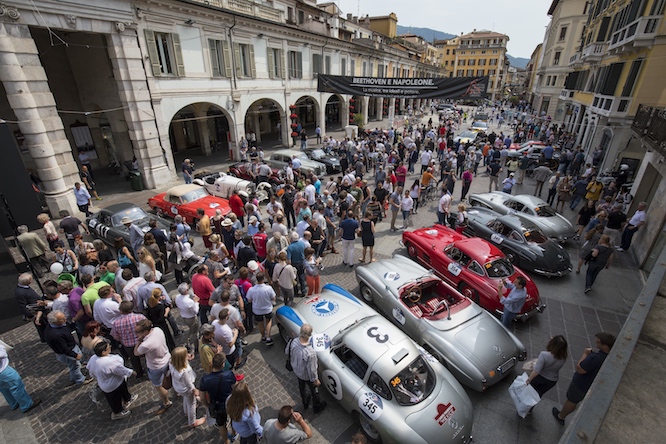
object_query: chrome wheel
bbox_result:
[360,284,374,303]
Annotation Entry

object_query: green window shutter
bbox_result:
[249,45,256,78]
[209,39,221,77]
[280,50,286,79]
[223,40,232,78]
[144,30,161,77]
[267,48,275,79]
[298,52,303,78]
[172,33,186,77]
[234,43,241,77]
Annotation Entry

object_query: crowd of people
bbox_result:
[6,101,644,441]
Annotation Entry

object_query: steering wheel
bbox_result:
[406,285,422,303]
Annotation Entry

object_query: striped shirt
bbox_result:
[111,312,147,347]
[288,339,318,383]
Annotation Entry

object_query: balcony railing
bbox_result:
[608,15,661,52]
[581,42,607,62]
[569,52,581,66]
[632,104,666,157]
[590,93,632,119]
[187,0,284,23]
[559,89,575,100]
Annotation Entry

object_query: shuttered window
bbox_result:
[288,51,302,79]
[234,43,256,78]
[208,39,232,78]
[621,59,643,97]
[267,48,284,79]
[313,54,322,76]
[144,30,185,77]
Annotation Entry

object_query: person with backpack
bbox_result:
[199,353,237,442]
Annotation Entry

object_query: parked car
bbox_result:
[462,207,572,277]
[86,203,170,247]
[401,225,544,322]
[276,284,474,444]
[355,256,527,392]
[453,131,478,145]
[147,184,231,225]
[473,113,489,122]
[266,149,325,176]
[193,172,272,203]
[227,162,282,187]
[304,147,341,174]
[467,192,576,242]
[469,121,489,133]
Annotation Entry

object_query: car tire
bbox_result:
[458,282,480,305]
[405,242,418,259]
[359,283,374,304]
[357,412,382,443]
[153,207,165,218]
[503,250,519,267]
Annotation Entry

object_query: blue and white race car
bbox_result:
[276,284,473,444]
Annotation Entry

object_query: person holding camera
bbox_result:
[264,405,313,443]
[496,277,527,328]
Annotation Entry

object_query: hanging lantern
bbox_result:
[291,123,298,129]
[291,131,299,137]
[289,104,296,110]
[290,113,298,120]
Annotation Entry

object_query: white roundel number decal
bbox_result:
[170,206,179,215]
[358,392,383,420]
[490,233,503,244]
[447,263,463,276]
[322,370,343,400]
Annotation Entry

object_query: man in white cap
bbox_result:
[122,217,144,256]
[502,173,516,194]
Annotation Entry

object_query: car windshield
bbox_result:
[484,258,515,278]
[524,229,548,244]
[180,188,208,204]
[311,149,326,159]
[471,122,487,129]
[389,356,435,406]
[533,205,557,217]
[111,207,149,226]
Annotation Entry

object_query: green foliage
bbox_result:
[353,113,365,129]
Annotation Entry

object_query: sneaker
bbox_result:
[615,247,624,252]
[228,433,238,442]
[552,408,564,425]
[112,409,131,420]
[78,377,94,386]
[124,393,139,409]
[241,339,249,346]
[24,399,42,413]
[303,396,311,410]
[265,338,274,346]
[235,356,248,369]
[95,197,103,201]
[584,287,592,293]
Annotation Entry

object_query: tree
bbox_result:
[352,113,365,130]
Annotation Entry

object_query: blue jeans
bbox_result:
[437,211,447,226]
[570,195,583,210]
[620,226,638,250]
[55,345,85,385]
[183,173,192,184]
[501,311,518,328]
[0,366,35,412]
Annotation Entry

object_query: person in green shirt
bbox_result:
[98,262,116,287]
[80,274,110,318]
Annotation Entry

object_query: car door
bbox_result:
[440,246,467,286]
[323,343,367,412]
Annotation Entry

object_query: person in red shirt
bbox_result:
[387,167,397,191]
[229,190,245,227]
[252,223,268,261]
[395,162,407,188]
[191,264,214,325]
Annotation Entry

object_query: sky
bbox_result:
[329,0,553,59]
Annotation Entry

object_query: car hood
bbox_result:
[425,304,484,332]
[405,371,474,444]
[358,256,432,294]
[453,315,521,368]
[317,156,339,165]
[186,196,231,216]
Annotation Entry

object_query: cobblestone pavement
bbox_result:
[0,116,642,443]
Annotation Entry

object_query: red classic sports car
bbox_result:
[147,184,231,225]
[402,224,545,322]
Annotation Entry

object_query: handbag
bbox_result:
[167,251,178,264]
[285,339,294,371]
[162,372,172,390]
[584,250,596,264]
[508,372,541,418]
[118,251,131,267]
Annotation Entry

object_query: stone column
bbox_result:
[0,22,78,216]
[361,96,369,126]
[107,30,173,189]
[399,98,405,114]
[253,113,262,144]
[196,113,212,156]
[318,97,326,137]
[376,98,383,122]
[341,97,350,130]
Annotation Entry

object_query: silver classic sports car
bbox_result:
[462,207,572,277]
[276,284,474,444]
[354,255,526,392]
[468,192,576,242]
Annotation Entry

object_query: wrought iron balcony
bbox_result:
[581,42,607,62]
[608,15,661,53]
[590,93,632,120]
[632,104,666,157]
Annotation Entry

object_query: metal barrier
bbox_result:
[559,246,666,443]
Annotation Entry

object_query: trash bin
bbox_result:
[129,170,144,191]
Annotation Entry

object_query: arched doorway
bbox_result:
[325,95,343,131]
[244,99,284,148]
[368,96,378,121]
[350,95,362,125]
[294,96,319,130]
[169,103,233,157]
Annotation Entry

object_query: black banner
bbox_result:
[317,75,488,99]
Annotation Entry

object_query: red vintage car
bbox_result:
[147,184,231,225]
[402,224,545,322]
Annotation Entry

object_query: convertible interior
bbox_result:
[400,279,470,320]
